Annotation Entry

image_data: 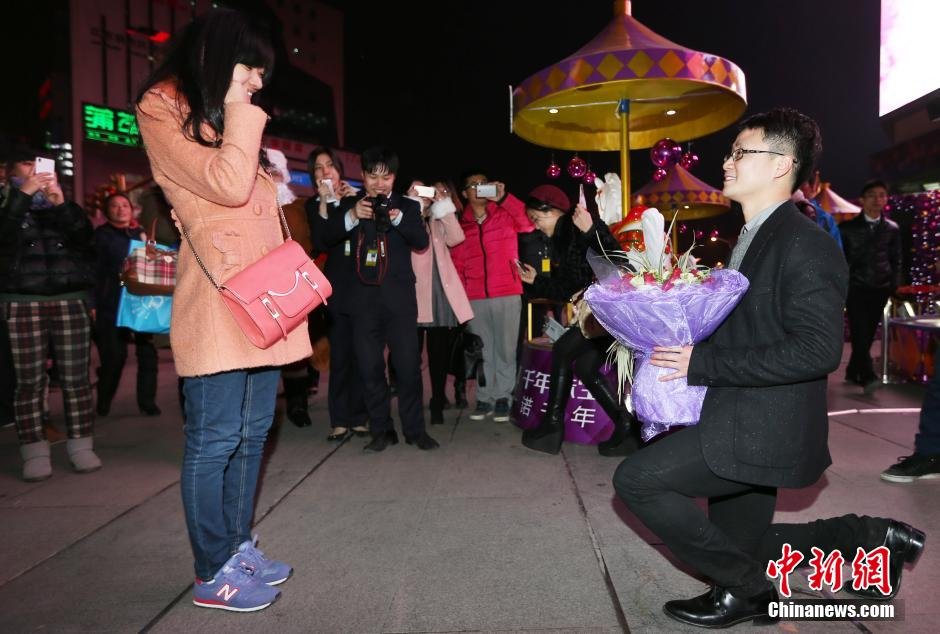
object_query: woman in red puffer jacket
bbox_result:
[450,171,533,422]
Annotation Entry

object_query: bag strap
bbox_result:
[179,173,290,291]
[147,218,158,245]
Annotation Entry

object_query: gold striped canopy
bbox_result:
[633,164,730,221]
[512,1,747,151]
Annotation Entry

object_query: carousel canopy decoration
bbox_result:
[512,1,747,151]
[633,163,730,221]
[815,182,861,215]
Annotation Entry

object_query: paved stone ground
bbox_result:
[0,345,936,633]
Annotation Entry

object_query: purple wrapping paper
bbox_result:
[584,269,749,440]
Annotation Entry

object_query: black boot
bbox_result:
[585,377,640,457]
[521,367,570,455]
[282,376,312,427]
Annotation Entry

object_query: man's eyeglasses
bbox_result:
[463,181,485,191]
[723,148,797,163]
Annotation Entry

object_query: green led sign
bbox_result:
[83,103,141,147]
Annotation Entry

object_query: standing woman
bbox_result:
[136,9,310,612]
[92,193,162,418]
[409,179,473,424]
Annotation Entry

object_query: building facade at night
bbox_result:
[63,0,346,207]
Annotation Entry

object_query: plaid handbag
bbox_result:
[121,220,178,290]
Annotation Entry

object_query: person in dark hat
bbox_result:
[517,184,639,457]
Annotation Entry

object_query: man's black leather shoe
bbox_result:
[845,520,926,600]
[363,430,398,453]
[663,585,779,628]
[405,431,440,450]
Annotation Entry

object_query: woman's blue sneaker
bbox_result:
[192,555,280,612]
[234,535,293,585]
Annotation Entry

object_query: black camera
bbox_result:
[369,194,392,233]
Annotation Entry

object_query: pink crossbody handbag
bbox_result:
[180,187,332,349]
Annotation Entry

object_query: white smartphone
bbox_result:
[35,157,55,174]
[414,185,436,198]
[321,178,338,204]
[475,183,498,198]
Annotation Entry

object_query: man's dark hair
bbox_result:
[459,169,488,188]
[739,107,822,192]
[307,146,344,178]
[5,144,40,173]
[861,179,889,196]
[361,146,399,175]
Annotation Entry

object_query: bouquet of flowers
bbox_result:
[583,208,749,441]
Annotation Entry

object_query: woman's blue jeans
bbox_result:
[181,367,279,581]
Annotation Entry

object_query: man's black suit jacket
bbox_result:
[321,192,428,311]
[687,201,849,489]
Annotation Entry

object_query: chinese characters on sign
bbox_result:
[83,104,141,148]
[511,343,619,444]
[767,543,892,598]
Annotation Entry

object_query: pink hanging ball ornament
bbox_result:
[546,162,562,179]
[679,152,694,169]
[670,142,684,165]
[650,138,678,168]
[583,169,597,185]
[687,152,700,169]
[567,155,587,178]
[652,167,668,182]
[679,223,688,234]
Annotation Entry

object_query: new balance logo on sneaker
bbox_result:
[192,554,280,612]
[216,583,239,602]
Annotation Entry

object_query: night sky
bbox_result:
[344,0,887,211]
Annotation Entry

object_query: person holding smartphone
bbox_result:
[408,179,473,425]
[450,171,534,422]
[516,184,639,457]
[305,146,371,441]
[0,147,98,481]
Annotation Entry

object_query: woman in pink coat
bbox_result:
[136,9,308,612]
[409,180,473,424]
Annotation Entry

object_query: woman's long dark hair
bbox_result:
[136,8,274,150]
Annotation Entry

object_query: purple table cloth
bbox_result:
[510,338,620,445]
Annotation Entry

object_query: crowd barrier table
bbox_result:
[510,337,619,445]
[887,316,940,383]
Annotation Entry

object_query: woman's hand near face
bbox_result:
[335,180,355,198]
[224,80,252,105]
[572,204,593,233]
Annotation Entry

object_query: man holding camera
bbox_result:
[321,147,437,451]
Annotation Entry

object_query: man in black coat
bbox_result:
[321,147,437,451]
[612,108,925,628]
[838,179,902,395]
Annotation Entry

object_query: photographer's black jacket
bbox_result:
[0,187,96,296]
[322,191,428,308]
